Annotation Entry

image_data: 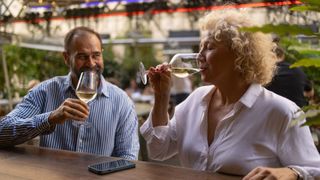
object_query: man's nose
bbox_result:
[87,56,96,67]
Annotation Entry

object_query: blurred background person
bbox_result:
[266,39,313,108]
[125,78,142,101]
[170,76,193,106]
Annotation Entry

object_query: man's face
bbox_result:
[64,33,104,82]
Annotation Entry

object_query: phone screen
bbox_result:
[88,159,136,175]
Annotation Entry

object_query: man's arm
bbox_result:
[0,86,89,147]
[0,89,52,147]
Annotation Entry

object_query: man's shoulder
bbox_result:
[33,75,68,91]
[103,80,129,98]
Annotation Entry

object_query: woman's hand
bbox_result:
[148,63,171,98]
[148,63,172,127]
[243,167,298,180]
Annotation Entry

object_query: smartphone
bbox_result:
[88,159,136,175]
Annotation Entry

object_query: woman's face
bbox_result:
[198,32,237,85]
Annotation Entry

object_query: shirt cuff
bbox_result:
[288,166,311,180]
[34,112,55,134]
[140,116,169,144]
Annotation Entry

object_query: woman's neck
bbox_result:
[214,79,250,106]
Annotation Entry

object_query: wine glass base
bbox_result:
[138,62,148,85]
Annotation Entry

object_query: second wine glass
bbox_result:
[138,53,201,85]
[73,70,98,126]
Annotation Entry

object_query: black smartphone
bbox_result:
[88,159,136,175]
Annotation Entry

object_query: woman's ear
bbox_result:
[63,52,70,67]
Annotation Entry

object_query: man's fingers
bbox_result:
[62,110,86,122]
[62,106,88,120]
[64,99,89,115]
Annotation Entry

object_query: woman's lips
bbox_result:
[200,66,207,72]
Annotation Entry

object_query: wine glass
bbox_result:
[138,53,201,85]
[72,70,98,127]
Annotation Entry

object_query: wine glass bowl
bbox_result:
[73,70,98,127]
[76,71,98,103]
[169,53,200,78]
[138,53,200,85]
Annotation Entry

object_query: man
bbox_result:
[0,27,139,160]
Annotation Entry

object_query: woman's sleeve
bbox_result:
[277,111,320,179]
[139,111,178,161]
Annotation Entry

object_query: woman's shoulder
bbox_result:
[191,85,214,96]
[259,87,300,117]
[178,85,214,107]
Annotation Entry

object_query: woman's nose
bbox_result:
[197,52,205,63]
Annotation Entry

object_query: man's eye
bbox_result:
[78,55,87,59]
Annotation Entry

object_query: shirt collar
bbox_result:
[200,85,215,106]
[63,73,74,93]
[63,73,109,98]
[238,83,262,108]
[99,75,109,98]
[199,83,262,108]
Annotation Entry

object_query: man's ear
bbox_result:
[63,51,70,67]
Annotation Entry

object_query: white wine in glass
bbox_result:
[138,53,201,85]
[76,91,97,103]
[73,70,98,126]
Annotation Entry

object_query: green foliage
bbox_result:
[291,58,320,68]
[0,45,68,98]
[121,44,159,88]
[242,24,316,37]
[288,0,320,126]
[102,43,120,79]
[100,40,159,89]
[291,105,320,126]
[243,0,320,126]
[290,0,320,13]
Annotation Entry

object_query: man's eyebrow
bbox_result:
[76,52,87,55]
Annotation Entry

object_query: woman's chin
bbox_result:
[200,76,210,84]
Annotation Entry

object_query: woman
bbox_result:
[140,11,320,179]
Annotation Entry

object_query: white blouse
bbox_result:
[140,84,320,178]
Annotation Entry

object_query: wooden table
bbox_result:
[0,145,241,180]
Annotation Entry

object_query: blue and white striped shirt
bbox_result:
[0,74,139,160]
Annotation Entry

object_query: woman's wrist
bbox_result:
[287,167,303,180]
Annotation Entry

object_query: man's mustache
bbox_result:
[79,66,102,74]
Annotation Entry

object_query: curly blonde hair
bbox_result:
[199,10,277,85]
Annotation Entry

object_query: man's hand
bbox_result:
[243,167,297,180]
[48,98,89,125]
